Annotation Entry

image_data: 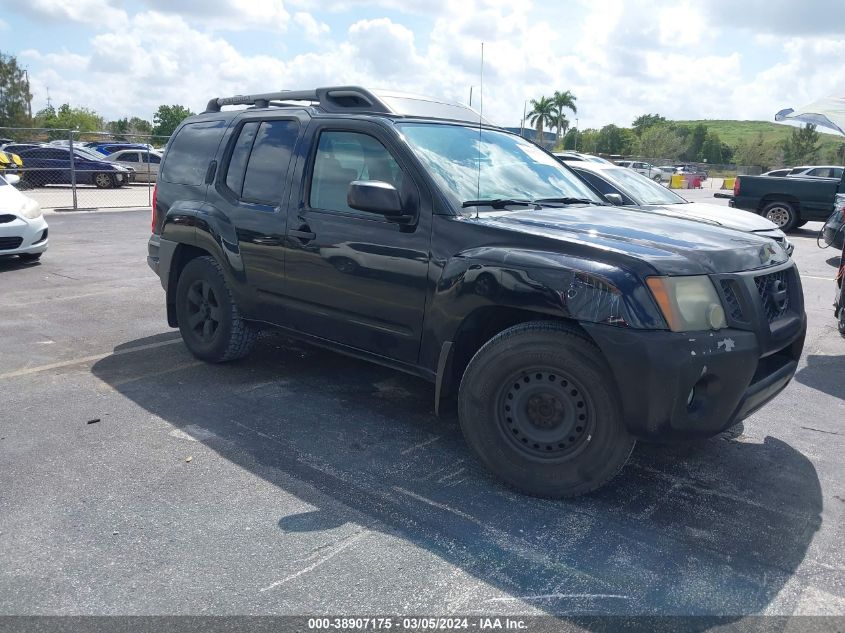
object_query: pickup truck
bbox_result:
[148,86,806,498]
[730,172,845,231]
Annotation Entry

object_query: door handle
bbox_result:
[289,225,316,241]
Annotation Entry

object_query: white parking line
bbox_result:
[0,337,182,380]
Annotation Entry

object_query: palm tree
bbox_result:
[527,96,555,146]
[551,90,577,141]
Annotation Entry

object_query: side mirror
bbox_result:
[347,180,405,216]
[4,174,20,186]
[604,193,624,206]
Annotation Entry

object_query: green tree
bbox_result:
[0,52,33,128]
[631,113,666,136]
[782,123,821,165]
[733,132,777,168]
[550,90,577,142]
[637,125,684,161]
[699,130,733,164]
[578,129,600,153]
[108,118,131,141]
[683,123,708,161]
[35,103,103,138]
[128,116,152,136]
[152,104,195,138]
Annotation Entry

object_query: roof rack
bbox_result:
[205,86,392,114]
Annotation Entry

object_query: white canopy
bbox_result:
[775,95,845,136]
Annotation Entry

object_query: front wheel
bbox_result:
[458,321,635,498]
[175,256,259,362]
[838,306,845,338]
[94,172,114,189]
[762,201,798,232]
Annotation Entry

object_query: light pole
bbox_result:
[519,99,529,138]
[573,117,579,151]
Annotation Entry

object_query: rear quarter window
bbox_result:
[161,120,227,186]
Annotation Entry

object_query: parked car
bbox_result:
[670,164,709,181]
[730,171,845,231]
[786,165,844,179]
[615,160,669,182]
[148,86,805,498]
[822,194,845,250]
[106,148,162,182]
[1,143,42,156]
[87,142,155,156]
[0,174,48,261]
[762,169,791,177]
[567,161,793,255]
[552,151,612,164]
[16,146,132,188]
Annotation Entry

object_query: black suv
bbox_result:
[148,86,806,498]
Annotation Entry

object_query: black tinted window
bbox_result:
[224,121,259,197]
[119,152,139,163]
[161,120,227,186]
[241,120,299,204]
[148,154,161,164]
[574,170,626,200]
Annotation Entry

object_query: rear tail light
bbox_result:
[733,176,740,197]
[151,184,158,233]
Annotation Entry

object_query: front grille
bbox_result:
[0,236,23,250]
[0,214,15,224]
[720,279,745,321]
[755,270,790,323]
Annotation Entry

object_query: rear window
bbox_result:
[161,120,227,186]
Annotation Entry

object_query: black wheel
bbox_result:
[175,256,259,362]
[458,321,635,498]
[18,252,42,262]
[838,307,845,338]
[94,172,114,189]
[796,220,809,228]
[762,201,798,232]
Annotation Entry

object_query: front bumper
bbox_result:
[584,321,804,441]
[582,261,806,441]
[0,214,49,256]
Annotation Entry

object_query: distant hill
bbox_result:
[673,119,844,157]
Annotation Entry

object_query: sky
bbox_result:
[3,0,845,130]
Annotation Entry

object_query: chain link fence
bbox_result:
[0,127,170,211]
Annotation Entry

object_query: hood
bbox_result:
[0,180,40,217]
[471,204,789,276]
[639,201,780,233]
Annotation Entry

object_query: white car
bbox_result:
[786,165,844,179]
[616,160,670,182]
[106,149,163,182]
[0,174,48,261]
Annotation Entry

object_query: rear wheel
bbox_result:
[796,220,809,228]
[838,306,845,338]
[458,321,635,498]
[762,201,798,232]
[175,256,259,362]
[93,172,114,189]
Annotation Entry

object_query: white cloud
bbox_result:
[16,0,127,29]
[11,0,845,133]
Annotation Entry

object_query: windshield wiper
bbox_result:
[461,198,540,209]
[532,197,599,206]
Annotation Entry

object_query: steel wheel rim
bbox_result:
[95,173,111,187]
[766,207,790,227]
[186,280,222,343]
[497,368,594,461]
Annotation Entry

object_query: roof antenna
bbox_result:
[475,41,484,219]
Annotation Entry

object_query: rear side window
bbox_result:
[223,119,299,205]
[161,120,227,186]
[119,152,139,163]
[241,120,299,204]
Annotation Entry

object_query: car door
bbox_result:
[205,115,303,321]
[282,122,431,364]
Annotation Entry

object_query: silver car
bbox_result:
[106,149,162,182]
[567,161,794,255]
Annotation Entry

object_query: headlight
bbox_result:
[21,200,42,219]
[646,276,726,332]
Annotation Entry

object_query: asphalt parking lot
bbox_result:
[1,203,843,620]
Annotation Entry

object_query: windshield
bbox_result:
[601,167,687,205]
[74,147,106,160]
[396,123,601,208]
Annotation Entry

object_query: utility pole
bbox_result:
[519,100,528,138]
[573,117,579,151]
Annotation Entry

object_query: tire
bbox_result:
[719,421,745,440]
[838,306,845,338]
[762,201,798,232]
[175,255,259,362]
[18,252,42,262]
[796,220,809,228]
[94,172,114,189]
[458,321,635,498]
